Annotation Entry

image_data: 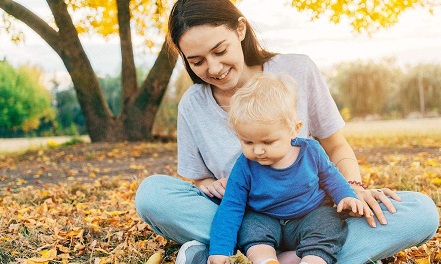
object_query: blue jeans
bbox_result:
[238,206,347,264]
[135,175,439,264]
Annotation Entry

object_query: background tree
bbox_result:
[398,63,441,116]
[97,67,150,116]
[54,87,86,135]
[0,60,55,136]
[0,0,176,142]
[53,67,150,136]
[152,69,192,138]
[98,74,124,116]
[328,59,401,118]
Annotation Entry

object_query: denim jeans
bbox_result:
[238,206,347,264]
[135,175,439,264]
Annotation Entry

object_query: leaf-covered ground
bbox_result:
[0,136,440,263]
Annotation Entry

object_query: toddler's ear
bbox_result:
[294,121,303,132]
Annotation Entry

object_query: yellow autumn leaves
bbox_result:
[66,0,171,49]
[291,0,435,33]
[360,152,441,192]
[26,248,57,264]
[1,177,171,263]
[1,135,440,263]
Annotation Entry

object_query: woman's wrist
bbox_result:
[193,177,216,188]
[348,180,367,190]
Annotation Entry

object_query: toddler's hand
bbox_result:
[336,197,372,219]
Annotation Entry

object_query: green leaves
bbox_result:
[0,60,55,132]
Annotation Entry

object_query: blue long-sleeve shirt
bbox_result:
[209,138,357,256]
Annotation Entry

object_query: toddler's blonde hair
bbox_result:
[229,73,298,130]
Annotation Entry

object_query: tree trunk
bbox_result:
[46,0,123,142]
[123,40,178,141]
[115,0,178,141]
[418,73,425,116]
[117,0,138,106]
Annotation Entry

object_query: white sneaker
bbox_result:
[176,240,209,264]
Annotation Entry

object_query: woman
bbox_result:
[135,0,439,263]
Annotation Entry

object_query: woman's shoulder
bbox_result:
[267,53,313,67]
[264,53,315,73]
[178,83,210,109]
[180,83,205,99]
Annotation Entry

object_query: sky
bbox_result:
[239,0,441,68]
[1,0,441,80]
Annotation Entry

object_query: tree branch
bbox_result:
[139,39,177,108]
[46,0,79,37]
[0,0,60,51]
[117,0,138,110]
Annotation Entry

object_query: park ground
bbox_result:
[0,118,440,263]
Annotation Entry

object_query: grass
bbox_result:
[342,118,441,148]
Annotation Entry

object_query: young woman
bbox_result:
[135,0,439,263]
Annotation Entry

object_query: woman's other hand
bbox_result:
[353,188,402,227]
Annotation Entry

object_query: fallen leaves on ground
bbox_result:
[357,150,441,264]
[229,251,252,264]
[0,141,178,189]
[0,175,179,263]
[0,140,440,263]
[0,142,180,263]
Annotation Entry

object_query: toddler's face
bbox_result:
[235,120,297,169]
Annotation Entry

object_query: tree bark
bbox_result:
[116,0,138,106]
[124,40,178,141]
[116,0,178,141]
[46,0,121,142]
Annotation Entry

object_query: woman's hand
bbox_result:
[353,188,402,227]
[207,255,230,264]
[194,178,228,199]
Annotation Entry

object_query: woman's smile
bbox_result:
[213,68,231,81]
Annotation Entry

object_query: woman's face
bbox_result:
[178,19,248,91]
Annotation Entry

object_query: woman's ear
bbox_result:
[236,17,247,41]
